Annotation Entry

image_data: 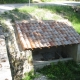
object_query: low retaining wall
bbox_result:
[34,58,73,69]
[3,20,80,79]
[0,26,12,80]
[5,20,34,80]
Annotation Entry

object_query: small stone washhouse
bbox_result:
[15,20,80,73]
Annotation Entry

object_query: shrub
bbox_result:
[37,61,80,80]
[0,0,32,4]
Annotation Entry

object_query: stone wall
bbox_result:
[5,20,34,80]
[0,26,12,80]
[3,20,80,80]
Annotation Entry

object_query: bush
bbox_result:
[41,0,53,2]
[0,0,32,4]
[37,61,80,80]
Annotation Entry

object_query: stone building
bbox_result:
[15,20,80,75]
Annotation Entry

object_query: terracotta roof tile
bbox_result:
[15,20,80,50]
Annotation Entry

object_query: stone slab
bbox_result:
[0,27,12,80]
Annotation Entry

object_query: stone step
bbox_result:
[0,27,12,80]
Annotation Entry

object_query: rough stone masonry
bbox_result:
[0,26,12,80]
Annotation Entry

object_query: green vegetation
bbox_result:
[40,6,80,33]
[41,0,80,2]
[22,72,34,80]
[0,5,80,33]
[37,60,80,80]
[0,5,80,80]
[22,72,40,80]
[0,0,80,4]
[19,6,80,34]
[41,0,53,2]
[0,0,32,4]
[0,8,31,22]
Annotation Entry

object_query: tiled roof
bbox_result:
[15,20,80,50]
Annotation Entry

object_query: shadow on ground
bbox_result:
[2,10,34,80]
[39,5,80,34]
[1,8,34,22]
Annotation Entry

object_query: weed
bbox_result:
[0,0,32,4]
[22,72,40,80]
[37,60,80,80]
[0,5,80,34]
[39,5,80,34]
[18,5,80,33]
[41,0,53,2]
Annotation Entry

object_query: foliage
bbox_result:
[0,0,80,3]
[0,16,9,31]
[0,0,32,4]
[40,5,80,34]
[41,0,80,2]
[37,60,80,80]
[0,5,80,34]
[19,5,80,34]
[0,8,31,22]
[22,72,34,80]
[22,71,40,80]
[41,0,53,2]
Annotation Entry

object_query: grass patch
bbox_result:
[0,8,32,22]
[40,6,80,33]
[39,6,80,33]
[0,0,32,4]
[0,5,80,34]
[19,6,64,20]
[0,0,79,4]
[37,60,80,80]
[22,72,34,80]
[37,0,79,2]
[19,6,80,33]
[41,0,53,2]
[0,5,80,80]
[22,72,40,80]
